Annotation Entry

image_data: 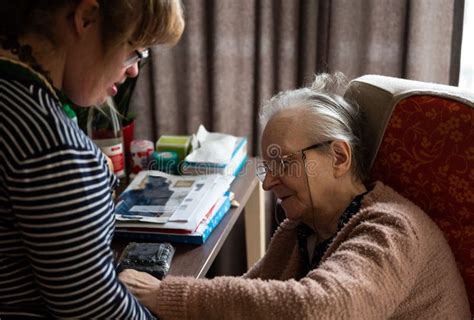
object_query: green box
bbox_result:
[156,135,192,162]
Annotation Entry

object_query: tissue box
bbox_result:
[181,137,248,176]
[156,135,192,162]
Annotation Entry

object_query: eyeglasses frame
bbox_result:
[256,140,333,182]
[123,47,150,68]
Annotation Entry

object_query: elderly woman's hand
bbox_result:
[119,269,161,310]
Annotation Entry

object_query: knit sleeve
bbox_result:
[152,209,421,320]
[243,219,300,280]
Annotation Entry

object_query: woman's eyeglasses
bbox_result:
[123,48,150,68]
[256,141,332,182]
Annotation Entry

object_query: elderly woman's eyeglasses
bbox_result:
[256,141,332,182]
[123,48,150,68]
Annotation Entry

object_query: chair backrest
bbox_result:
[345,75,474,315]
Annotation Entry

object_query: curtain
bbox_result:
[130,0,464,275]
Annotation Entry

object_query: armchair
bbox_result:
[345,75,474,314]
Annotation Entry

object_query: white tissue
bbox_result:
[184,125,238,164]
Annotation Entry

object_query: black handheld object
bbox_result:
[118,242,175,279]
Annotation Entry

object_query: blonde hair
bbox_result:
[102,0,185,49]
[0,0,185,49]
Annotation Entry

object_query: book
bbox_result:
[115,171,234,232]
[180,137,248,176]
[115,195,231,244]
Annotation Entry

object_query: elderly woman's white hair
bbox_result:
[259,72,369,182]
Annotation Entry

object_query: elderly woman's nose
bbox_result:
[262,173,279,191]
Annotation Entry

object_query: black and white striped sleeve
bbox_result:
[0,79,155,319]
[7,145,154,318]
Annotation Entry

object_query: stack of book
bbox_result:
[114,170,234,244]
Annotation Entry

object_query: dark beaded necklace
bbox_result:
[0,34,54,87]
[296,190,369,275]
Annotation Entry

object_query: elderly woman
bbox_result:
[119,74,470,319]
[0,0,183,318]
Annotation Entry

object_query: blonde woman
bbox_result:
[0,0,184,317]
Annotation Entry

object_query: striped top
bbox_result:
[0,58,153,319]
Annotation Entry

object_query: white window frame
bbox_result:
[459,0,474,89]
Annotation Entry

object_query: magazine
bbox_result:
[115,171,233,230]
[115,194,232,244]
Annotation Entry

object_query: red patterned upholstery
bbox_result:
[370,95,474,313]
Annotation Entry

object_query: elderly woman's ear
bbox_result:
[330,140,352,178]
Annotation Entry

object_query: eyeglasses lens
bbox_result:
[124,49,149,68]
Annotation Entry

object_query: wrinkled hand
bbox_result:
[119,269,161,310]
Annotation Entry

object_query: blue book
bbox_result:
[180,137,247,176]
[115,195,231,245]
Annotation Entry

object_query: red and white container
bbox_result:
[130,139,155,174]
[87,97,125,177]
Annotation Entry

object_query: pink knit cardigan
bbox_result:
[153,182,470,319]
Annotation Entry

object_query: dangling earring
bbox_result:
[274,198,294,230]
[274,199,283,226]
[302,152,318,232]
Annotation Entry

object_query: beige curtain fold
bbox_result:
[132,0,463,146]
[129,0,464,275]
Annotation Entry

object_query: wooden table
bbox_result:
[113,158,266,278]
